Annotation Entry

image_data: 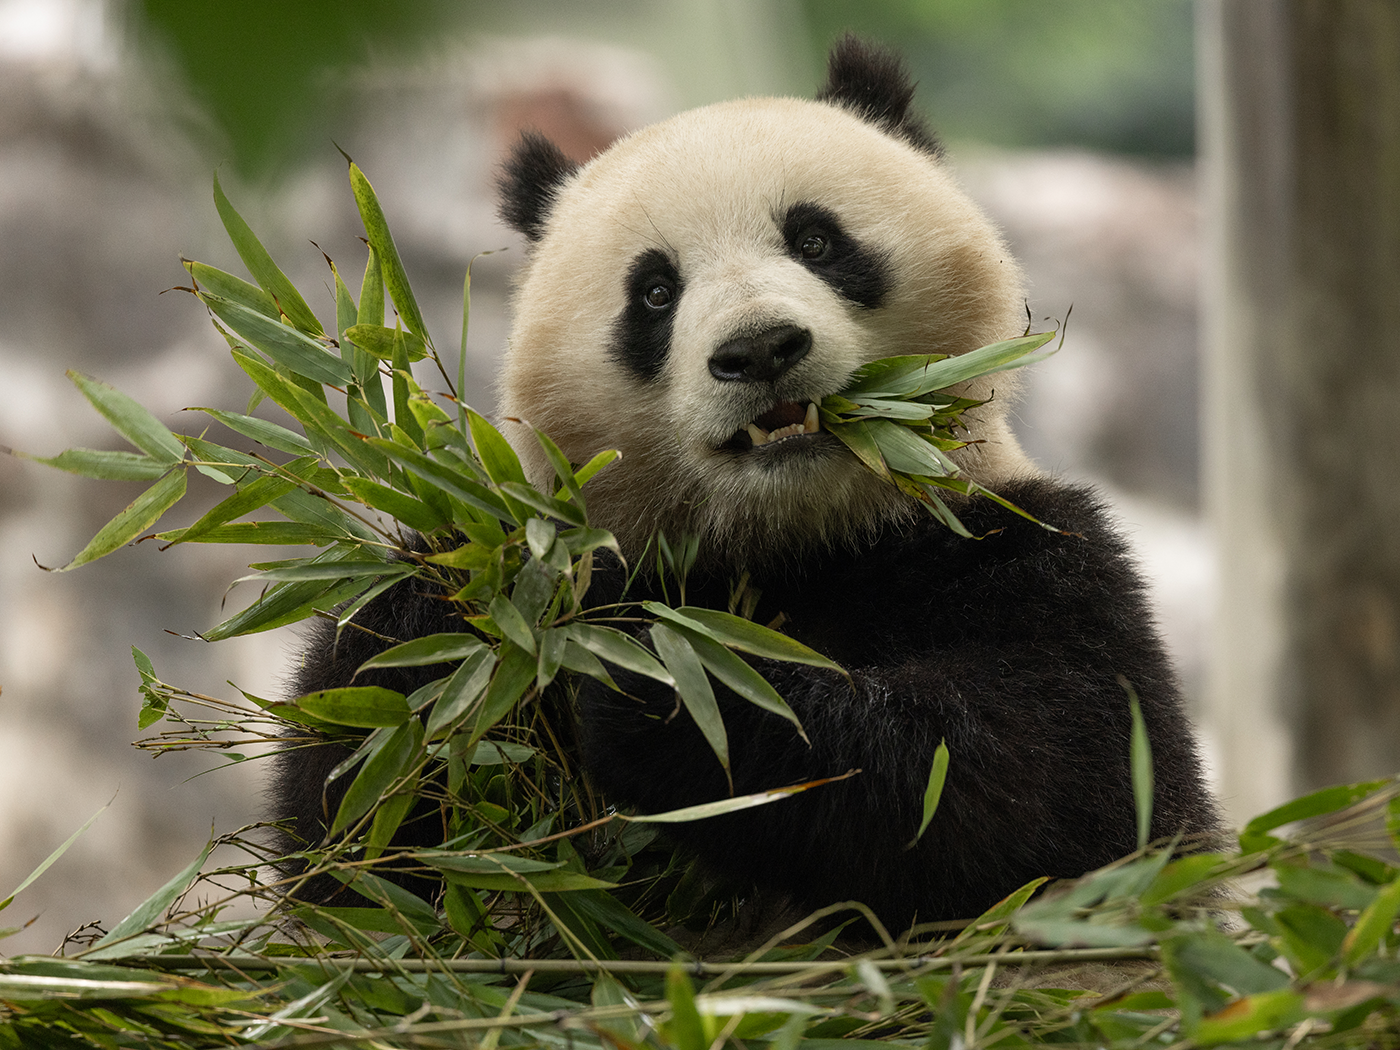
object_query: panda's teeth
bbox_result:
[744,403,822,447]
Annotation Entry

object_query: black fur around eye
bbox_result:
[612,248,683,380]
[782,201,891,310]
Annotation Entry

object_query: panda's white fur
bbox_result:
[500,95,1034,562]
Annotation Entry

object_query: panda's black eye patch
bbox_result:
[611,248,683,381]
[782,202,890,309]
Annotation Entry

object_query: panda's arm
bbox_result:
[575,481,1219,927]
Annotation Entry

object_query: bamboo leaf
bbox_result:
[649,604,844,671]
[1191,988,1305,1046]
[488,594,537,654]
[172,471,300,546]
[1166,929,1291,998]
[269,487,374,541]
[358,245,384,327]
[525,517,556,559]
[907,740,950,848]
[354,250,389,417]
[536,626,568,690]
[54,468,186,571]
[238,559,413,584]
[213,172,323,335]
[498,481,588,527]
[652,623,728,784]
[671,624,807,741]
[664,964,707,1050]
[420,853,562,876]
[574,448,621,487]
[66,372,184,463]
[202,577,363,640]
[29,448,171,481]
[343,323,430,362]
[1126,683,1154,850]
[156,521,340,546]
[469,409,528,487]
[230,350,389,477]
[842,332,1054,397]
[390,339,419,446]
[425,648,495,738]
[563,623,674,684]
[356,633,487,672]
[437,869,617,893]
[569,889,685,959]
[1342,874,1400,965]
[1240,778,1392,852]
[334,573,405,632]
[332,256,357,351]
[951,877,1049,944]
[369,438,514,524]
[823,419,889,480]
[0,802,109,913]
[193,407,317,456]
[528,424,587,506]
[89,840,214,953]
[559,526,620,558]
[841,398,938,421]
[464,641,537,747]
[207,294,351,386]
[342,475,449,532]
[866,418,957,477]
[183,259,278,317]
[559,638,618,691]
[348,162,427,341]
[332,719,422,835]
[296,686,411,729]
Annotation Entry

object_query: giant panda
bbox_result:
[273,36,1219,932]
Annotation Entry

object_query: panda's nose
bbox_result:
[708,325,812,383]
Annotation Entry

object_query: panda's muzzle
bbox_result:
[709,325,822,451]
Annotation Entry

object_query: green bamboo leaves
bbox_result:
[907,739,950,849]
[213,172,323,336]
[17,372,188,570]
[14,156,850,962]
[821,331,1058,536]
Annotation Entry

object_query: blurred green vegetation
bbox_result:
[129,0,463,178]
[127,0,1195,180]
[800,0,1196,155]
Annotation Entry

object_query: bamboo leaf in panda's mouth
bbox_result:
[819,330,1060,535]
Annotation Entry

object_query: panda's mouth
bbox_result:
[724,401,822,451]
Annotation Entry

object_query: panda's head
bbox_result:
[498,38,1034,566]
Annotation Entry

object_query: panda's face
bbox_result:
[499,96,1030,564]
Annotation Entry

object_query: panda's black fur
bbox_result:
[576,478,1216,928]
[270,37,1219,930]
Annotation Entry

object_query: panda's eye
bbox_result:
[799,232,830,261]
[642,282,674,310]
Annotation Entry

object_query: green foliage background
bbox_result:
[129,0,1195,179]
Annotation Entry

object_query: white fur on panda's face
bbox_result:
[501,98,1031,564]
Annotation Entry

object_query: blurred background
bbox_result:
[2,0,1393,956]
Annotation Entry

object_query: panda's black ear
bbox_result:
[498,131,580,242]
[815,35,942,158]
